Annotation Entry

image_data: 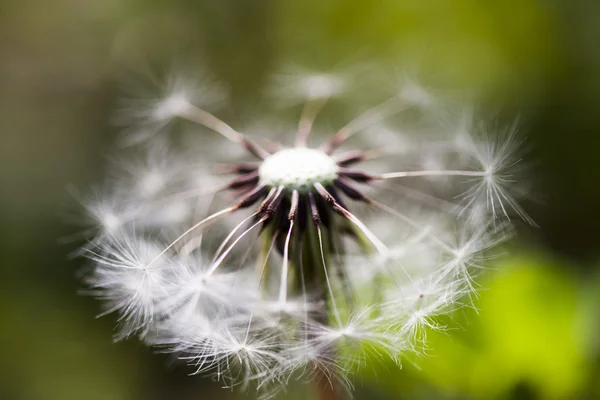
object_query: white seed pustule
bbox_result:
[258,148,338,192]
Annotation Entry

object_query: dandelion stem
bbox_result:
[316,375,343,400]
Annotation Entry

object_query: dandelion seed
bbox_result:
[117,69,228,144]
[268,65,350,105]
[84,233,175,339]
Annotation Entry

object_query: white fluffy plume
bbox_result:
[78,65,528,397]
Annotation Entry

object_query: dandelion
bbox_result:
[79,65,529,399]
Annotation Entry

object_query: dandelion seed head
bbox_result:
[77,63,530,395]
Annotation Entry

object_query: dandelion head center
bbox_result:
[259,148,338,192]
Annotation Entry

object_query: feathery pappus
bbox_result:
[78,65,530,399]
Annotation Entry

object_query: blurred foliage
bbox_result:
[1,0,600,399]
[0,287,142,400]
[364,254,597,400]
[276,0,561,98]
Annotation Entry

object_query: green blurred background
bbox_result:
[1,0,600,399]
